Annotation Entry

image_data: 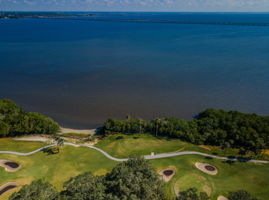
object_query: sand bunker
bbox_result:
[217,195,229,200]
[195,162,218,175]
[0,182,18,196]
[0,160,21,172]
[14,135,52,142]
[159,168,176,182]
[60,127,96,135]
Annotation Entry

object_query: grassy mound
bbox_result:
[95,134,204,158]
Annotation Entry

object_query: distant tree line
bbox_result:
[0,98,59,137]
[9,157,165,200]
[102,109,269,153]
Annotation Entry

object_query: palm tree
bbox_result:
[53,136,64,153]
[154,118,162,137]
[138,118,144,134]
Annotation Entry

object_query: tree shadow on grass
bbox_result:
[236,157,252,162]
[226,156,252,163]
[222,160,235,165]
[41,147,59,155]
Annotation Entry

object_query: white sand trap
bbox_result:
[218,195,229,200]
[195,162,218,175]
[173,180,180,196]
[159,168,176,182]
[14,135,52,142]
[0,182,18,196]
[0,160,21,172]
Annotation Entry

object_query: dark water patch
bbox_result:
[205,165,216,171]
[0,185,17,195]
[163,170,174,176]
[4,162,19,169]
[1,13,269,128]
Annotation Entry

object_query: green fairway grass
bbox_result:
[95,133,263,160]
[150,155,269,200]
[0,138,47,153]
[95,133,205,158]
[1,135,269,200]
[0,145,117,200]
[96,133,269,199]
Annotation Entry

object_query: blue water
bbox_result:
[0,12,269,128]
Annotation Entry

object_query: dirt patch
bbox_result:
[0,160,21,172]
[195,162,218,175]
[173,180,180,196]
[262,149,269,156]
[0,182,18,196]
[199,145,212,150]
[159,168,176,182]
[203,185,212,196]
[218,195,229,200]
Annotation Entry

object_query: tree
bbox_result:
[59,172,106,200]
[9,180,57,200]
[176,188,209,200]
[105,156,165,200]
[138,118,144,133]
[152,118,162,137]
[54,136,64,146]
[101,109,269,152]
[42,136,64,154]
[0,120,10,136]
[0,98,59,136]
[11,157,166,200]
[228,190,259,200]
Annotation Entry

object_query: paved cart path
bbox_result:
[0,142,268,164]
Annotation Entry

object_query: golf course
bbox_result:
[0,134,269,200]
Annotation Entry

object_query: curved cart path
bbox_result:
[0,142,268,164]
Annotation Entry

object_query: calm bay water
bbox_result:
[0,12,269,128]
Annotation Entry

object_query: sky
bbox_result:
[0,0,269,12]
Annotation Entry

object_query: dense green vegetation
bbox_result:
[9,180,58,200]
[177,188,209,200]
[103,109,269,153]
[9,157,165,200]
[228,190,259,200]
[0,98,59,136]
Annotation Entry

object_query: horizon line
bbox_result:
[1,10,269,13]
